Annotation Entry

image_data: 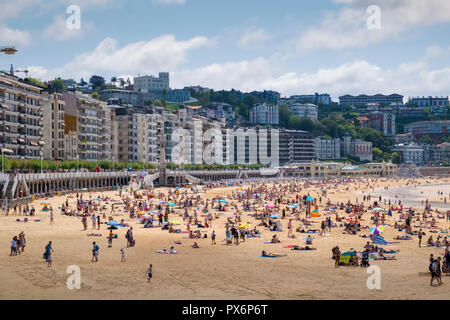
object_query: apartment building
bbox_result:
[42,89,65,160]
[315,137,341,160]
[62,91,112,161]
[0,72,45,159]
[364,111,396,136]
[411,96,449,114]
[288,103,318,120]
[339,94,403,106]
[249,103,279,125]
[392,143,424,165]
[279,129,316,165]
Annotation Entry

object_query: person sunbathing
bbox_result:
[192,242,200,248]
[373,252,396,260]
[261,250,286,257]
[271,235,280,243]
[291,245,316,251]
[169,246,177,254]
[427,236,434,246]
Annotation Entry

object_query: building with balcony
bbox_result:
[62,91,112,161]
[339,94,403,106]
[288,103,318,120]
[249,103,279,125]
[42,90,65,160]
[0,72,45,160]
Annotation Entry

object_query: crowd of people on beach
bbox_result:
[5,175,450,289]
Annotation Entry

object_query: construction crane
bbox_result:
[9,64,28,77]
[0,46,18,55]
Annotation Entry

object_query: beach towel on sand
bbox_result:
[259,255,278,258]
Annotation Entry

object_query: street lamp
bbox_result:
[40,151,43,175]
[76,154,79,172]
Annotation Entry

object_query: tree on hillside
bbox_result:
[89,75,106,91]
[391,152,401,164]
[50,78,66,92]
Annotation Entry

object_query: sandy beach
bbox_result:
[1,177,449,300]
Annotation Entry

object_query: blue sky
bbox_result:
[1,0,450,100]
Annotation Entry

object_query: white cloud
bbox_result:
[0,25,31,46]
[238,27,271,48]
[174,56,450,99]
[298,0,450,51]
[43,15,96,41]
[27,34,211,80]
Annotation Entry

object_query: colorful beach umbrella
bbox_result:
[240,223,251,228]
[270,214,281,218]
[370,225,385,235]
[218,200,228,203]
[306,196,314,202]
[171,221,181,225]
[167,202,176,207]
[40,201,50,205]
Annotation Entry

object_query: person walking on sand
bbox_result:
[49,211,55,225]
[44,241,54,260]
[108,230,114,248]
[147,264,153,283]
[211,230,216,245]
[120,248,126,262]
[82,215,88,231]
[91,214,96,229]
[287,219,293,238]
[10,236,19,256]
[92,242,99,262]
[18,231,26,253]
[418,229,425,247]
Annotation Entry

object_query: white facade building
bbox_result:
[289,103,318,120]
[133,72,169,93]
[315,137,341,159]
[249,103,279,125]
[392,143,424,165]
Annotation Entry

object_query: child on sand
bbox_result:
[147,264,152,282]
[120,248,126,262]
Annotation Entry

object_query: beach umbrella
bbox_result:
[40,201,50,205]
[136,211,146,215]
[142,214,150,219]
[370,225,385,235]
[107,221,119,226]
[171,221,181,225]
[218,200,228,203]
[167,202,176,207]
[93,197,102,201]
[265,204,275,209]
[240,223,251,228]
[372,207,384,212]
[270,214,281,219]
[306,196,314,202]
